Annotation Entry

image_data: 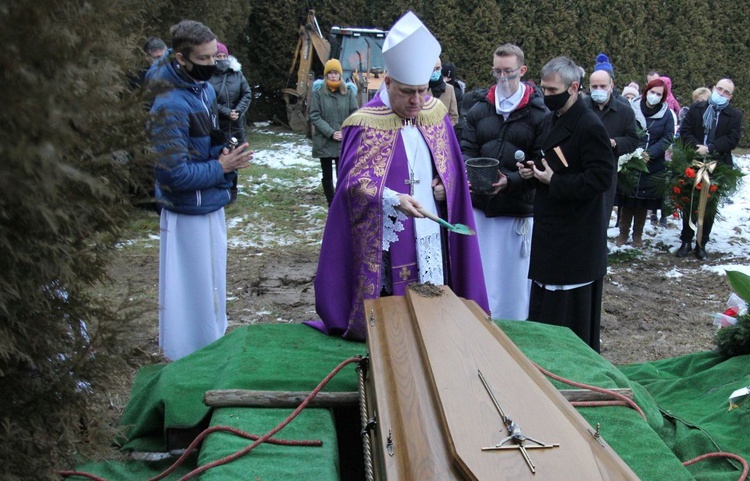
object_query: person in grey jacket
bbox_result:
[210,42,252,203]
[309,59,358,206]
[210,42,252,142]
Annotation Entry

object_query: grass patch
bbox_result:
[246,125,310,152]
[116,126,329,250]
[608,248,642,264]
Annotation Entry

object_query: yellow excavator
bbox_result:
[282,10,387,132]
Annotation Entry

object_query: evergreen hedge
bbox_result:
[239,1,749,145]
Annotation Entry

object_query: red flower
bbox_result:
[678,179,686,185]
[696,183,703,190]
[685,168,696,178]
[673,186,681,194]
[710,184,718,192]
[682,197,689,202]
[672,211,680,219]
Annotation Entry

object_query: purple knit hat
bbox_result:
[216,42,229,56]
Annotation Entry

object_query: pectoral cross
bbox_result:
[405,171,420,196]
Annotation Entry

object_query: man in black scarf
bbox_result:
[678,78,744,259]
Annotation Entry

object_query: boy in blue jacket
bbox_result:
[148,20,254,360]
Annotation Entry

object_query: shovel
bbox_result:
[417,208,476,236]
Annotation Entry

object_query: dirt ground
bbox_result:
[111,229,739,369]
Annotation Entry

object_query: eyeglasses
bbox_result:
[715,85,733,97]
[491,67,521,78]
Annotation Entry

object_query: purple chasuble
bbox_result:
[305,94,488,340]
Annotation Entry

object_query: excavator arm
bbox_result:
[282,10,331,132]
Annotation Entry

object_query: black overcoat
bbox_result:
[679,100,743,167]
[528,97,614,285]
[582,94,639,210]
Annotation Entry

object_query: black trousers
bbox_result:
[320,157,339,206]
[680,210,715,247]
[528,278,604,353]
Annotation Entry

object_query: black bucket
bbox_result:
[466,157,500,194]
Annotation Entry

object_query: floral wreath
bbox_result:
[664,141,743,244]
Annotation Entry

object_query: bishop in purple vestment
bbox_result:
[305,11,488,340]
[306,88,489,340]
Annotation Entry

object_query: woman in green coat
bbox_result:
[309,59,359,206]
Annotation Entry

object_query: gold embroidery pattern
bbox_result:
[344,126,397,330]
[398,266,412,281]
[343,98,448,131]
[420,121,458,206]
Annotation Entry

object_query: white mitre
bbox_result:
[382,11,441,86]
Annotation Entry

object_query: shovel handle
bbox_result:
[416,208,453,230]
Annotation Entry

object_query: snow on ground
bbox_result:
[125,125,750,281]
[226,133,325,249]
[607,154,750,278]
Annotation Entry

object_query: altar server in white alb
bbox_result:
[148,20,253,360]
[461,44,547,320]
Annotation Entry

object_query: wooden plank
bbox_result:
[203,390,359,408]
[408,286,639,480]
[203,388,633,408]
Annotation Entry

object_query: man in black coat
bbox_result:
[461,44,548,321]
[677,78,744,260]
[583,68,639,235]
[518,56,614,352]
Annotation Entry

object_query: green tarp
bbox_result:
[68,322,750,480]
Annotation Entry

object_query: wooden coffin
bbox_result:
[362,285,639,480]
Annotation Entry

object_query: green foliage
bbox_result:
[616,147,649,195]
[232,1,750,146]
[0,1,154,478]
[608,248,642,264]
[715,313,750,358]
[727,270,750,306]
[714,271,750,358]
[664,142,744,219]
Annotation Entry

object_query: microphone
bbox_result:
[514,150,525,163]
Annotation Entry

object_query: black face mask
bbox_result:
[543,89,571,112]
[184,59,217,81]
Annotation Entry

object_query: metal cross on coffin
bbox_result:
[478,370,559,474]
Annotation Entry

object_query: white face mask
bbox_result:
[590,89,609,104]
[646,93,662,106]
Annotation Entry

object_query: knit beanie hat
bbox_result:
[621,86,639,98]
[216,42,229,56]
[593,53,614,78]
[324,59,343,76]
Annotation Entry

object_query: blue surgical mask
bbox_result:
[590,89,609,104]
[711,90,728,106]
[430,70,442,82]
